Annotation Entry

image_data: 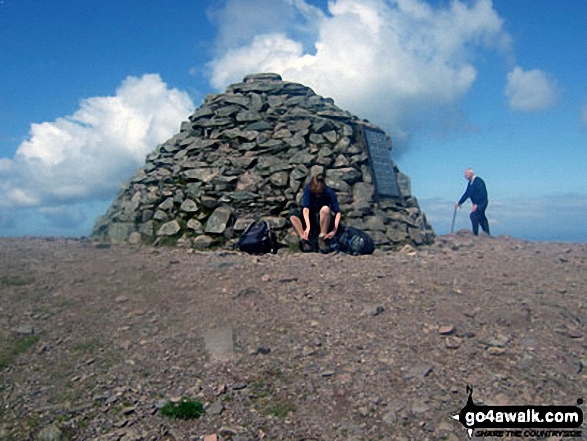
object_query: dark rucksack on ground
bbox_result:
[334,225,375,255]
[237,220,277,254]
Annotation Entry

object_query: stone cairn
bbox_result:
[92,73,435,251]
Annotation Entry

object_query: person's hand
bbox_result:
[302,228,310,240]
[325,230,336,240]
[454,202,460,209]
[471,204,477,212]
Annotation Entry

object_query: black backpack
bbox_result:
[237,220,277,254]
[335,225,375,255]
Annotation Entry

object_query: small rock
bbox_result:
[203,435,218,441]
[405,364,434,379]
[361,305,385,317]
[257,346,271,355]
[438,325,455,335]
[207,400,224,416]
[219,427,238,437]
[128,232,142,245]
[122,406,136,415]
[261,274,271,282]
[232,383,247,390]
[37,425,64,441]
[445,336,462,349]
[568,329,582,339]
[12,324,34,335]
[487,347,506,355]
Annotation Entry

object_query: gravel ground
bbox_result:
[1,232,586,440]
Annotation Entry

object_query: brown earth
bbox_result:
[0,232,586,441]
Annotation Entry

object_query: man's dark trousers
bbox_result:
[470,203,490,235]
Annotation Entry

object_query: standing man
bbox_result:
[455,168,490,236]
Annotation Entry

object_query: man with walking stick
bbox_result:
[454,168,490,236]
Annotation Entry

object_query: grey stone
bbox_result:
[13,324,34,335]
[325,177,351,192]
[245,121,272,131]
[261,216,287,229]
[334,154,350,167]
[128,232,142,245]
[236,172,263,192]
[236,110,262,122]
[108,223,135,243]
[327,167,362,185]
[323,130,338,143]
[187,219,203,233]
[183,168,218,182]
[193,235,215,249]
[353,182,374,203]
[205,207,233,234]
[207,400,225,416]
[365,216,386,231]
[157,220,181,236]
[203,327,234,362]
[291,151,315,164]
[274,128,292,138]
[153,210,168,222]
[270,171,289,187]
[180,199,198,212]
[318,146,333,157]
[234,218,255,231]
[37,425,64,441]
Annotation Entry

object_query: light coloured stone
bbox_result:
[157,220,180,236]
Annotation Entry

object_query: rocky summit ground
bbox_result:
[1,232,586,441]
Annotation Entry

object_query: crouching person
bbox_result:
[290,174,341,253]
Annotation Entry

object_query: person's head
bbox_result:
[464,168,475,182]
[310,174,326,194]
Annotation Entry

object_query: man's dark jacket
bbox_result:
[458,177,488,209]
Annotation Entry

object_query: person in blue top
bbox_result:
[455,168,490,236]
[290,174,341,252]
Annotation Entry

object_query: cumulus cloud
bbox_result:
[0,74,194,211]
[505,66,558,111]
[206,0,511,146]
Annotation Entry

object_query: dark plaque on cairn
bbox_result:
[360,127,400,198]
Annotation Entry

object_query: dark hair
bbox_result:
[310,174,326,194]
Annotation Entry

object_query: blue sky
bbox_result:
[1,0,586,242]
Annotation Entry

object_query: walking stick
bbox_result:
[450,206,457,234]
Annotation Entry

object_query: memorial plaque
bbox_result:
[361,127,400,198]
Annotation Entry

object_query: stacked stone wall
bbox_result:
[92,73,435,250]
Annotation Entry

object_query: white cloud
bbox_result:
[0,74,194,212]
[207,0,324,52]
[505,66,558,112]
[207,0,511,145]
[0,74,194,236]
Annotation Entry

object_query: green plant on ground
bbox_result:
[160,398,204,420]
[0,335,39,370]
[1,275,35,286]
[261,398,296,418]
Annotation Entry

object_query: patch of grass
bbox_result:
[160,398,204,420]
[261,399,296,418]
[1,275,35,286]
[73,339,101,353]
[0,335,39,370]
[157,236,179,247]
